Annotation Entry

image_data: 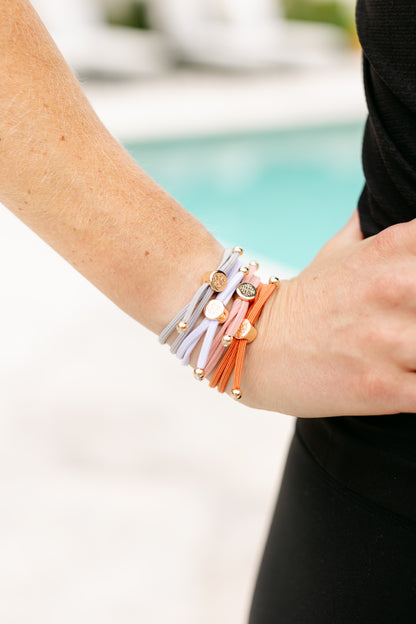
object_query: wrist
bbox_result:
[233,277,294,410]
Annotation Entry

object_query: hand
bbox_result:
[226,209,416,418]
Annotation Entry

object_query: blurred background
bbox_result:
[0,1,366,622]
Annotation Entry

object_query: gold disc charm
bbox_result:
[236,282,257,302]
[234,318,257,343]
[204,300,229,324]
[201,270,227,292]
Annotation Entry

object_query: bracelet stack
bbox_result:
[158,246,280,400]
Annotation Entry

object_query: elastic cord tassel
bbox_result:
[232,339,248,394]
[205,264,260,376]
[209,338,238,391]
[209,279,279,398]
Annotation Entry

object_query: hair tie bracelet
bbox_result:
[204,262,261,377]
[175,261,246,368]
[158,246,243,350]
[175,262,249,371]
[209,277,280,399]
[159,246,241,344]
[168,253,244,356]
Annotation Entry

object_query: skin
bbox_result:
[1,0,416,418]
[245,210,416,417]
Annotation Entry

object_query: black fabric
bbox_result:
[339,0,416,465]
[248,423,416,623]
[298,0,416,509]
[248,2,416,620]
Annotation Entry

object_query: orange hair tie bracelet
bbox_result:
[209,276,280,400]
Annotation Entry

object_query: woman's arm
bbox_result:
[3,0,416,419]
[0,0,224,335]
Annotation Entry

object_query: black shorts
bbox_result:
[248,420,416,623]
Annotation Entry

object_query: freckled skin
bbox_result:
[0,0,223,337]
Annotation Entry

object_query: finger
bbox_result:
[365,263,416,311]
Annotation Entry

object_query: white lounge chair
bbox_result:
[148,0,347,70]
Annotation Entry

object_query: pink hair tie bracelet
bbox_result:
[204,261,260,377]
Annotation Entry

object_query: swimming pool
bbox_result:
[125,122,365,272]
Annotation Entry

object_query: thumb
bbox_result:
[314,208,363,260]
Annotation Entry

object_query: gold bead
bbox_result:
[222,334,233,347]
[269,276,280,284]
[194,368,205,380]
[176,321,188,333]
[249,261,259,270]
[232,389,242,400]
[239,265,249,274]
[232,246,243,255]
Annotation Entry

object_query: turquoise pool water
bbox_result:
[125,122,365,271]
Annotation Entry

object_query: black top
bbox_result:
[297,0,416,523]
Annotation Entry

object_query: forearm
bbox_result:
[0,0,223,334]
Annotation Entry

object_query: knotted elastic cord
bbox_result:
[209,278,279,398]
[158,247,242,347]
[204,265,260,376]
[168,248,243,354]
[175,262,246,368]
